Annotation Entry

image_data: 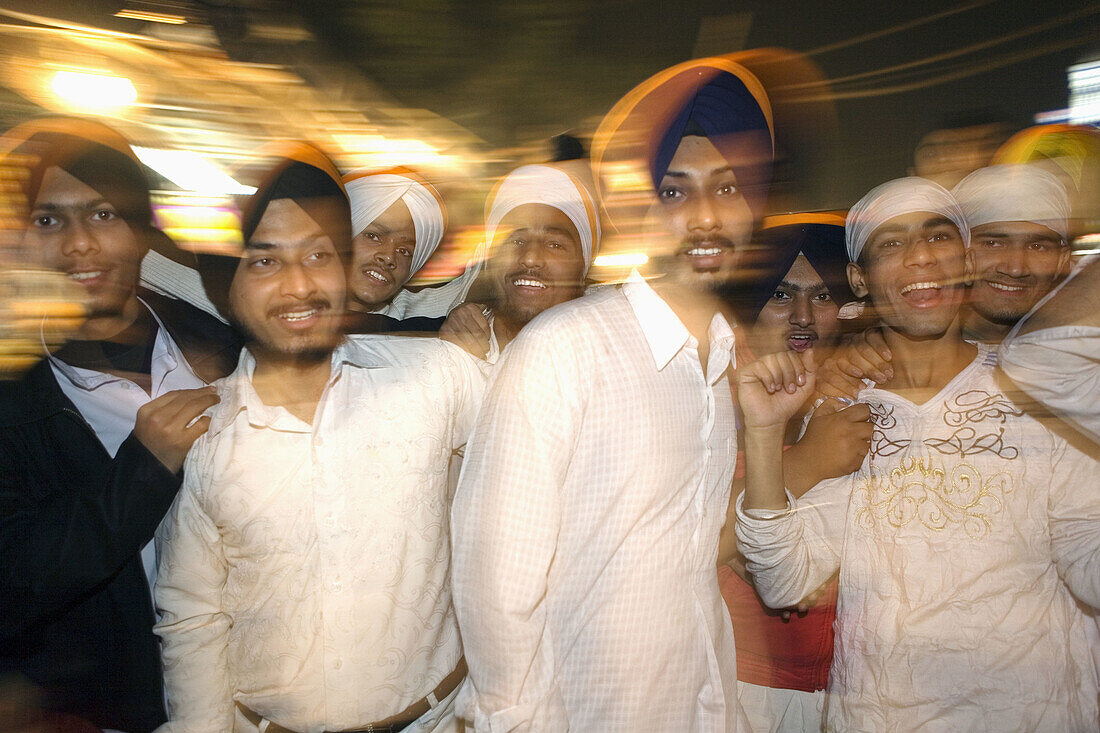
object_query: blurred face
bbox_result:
[490,203,586,327]
[25,166,143,322]
[229,198,346,359]
[848,211,971,339]
[750,254,842,357]
[654,135,754,290]
[348,198,415,308]
[968,220,1069,325]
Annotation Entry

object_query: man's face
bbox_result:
[968,220,1069,325]
[490,203,586,327]
[24,165,143,321]
[652,135,754,290]
[848,211,971,339]
[348,198,415,309]
[229,198,346,358]
[750,254,842,358]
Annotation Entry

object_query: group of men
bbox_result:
[2,51,1099,733]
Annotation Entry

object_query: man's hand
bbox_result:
[814,329,892,407]
[440,303,492,359]
[134,387,220,474]
[783,403,872,496]
[738,349,817,430]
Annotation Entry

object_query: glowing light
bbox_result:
[133,147,256,195]
[593,252,649,268]
[114,9,187,24]
[51,71,137,110]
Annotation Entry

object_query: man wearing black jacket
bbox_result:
[0,118,239,732]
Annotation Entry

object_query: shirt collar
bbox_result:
[622,270,691,371]
[48,297,182,391]
[209,339,354,436]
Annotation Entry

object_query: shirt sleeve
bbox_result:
[450,324,579,732]
[153,440,234,733]
[439,340,490,450]
[735,478,847,610]
[1047,434,1100,608]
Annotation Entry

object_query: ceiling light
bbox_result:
[50,71,137,110]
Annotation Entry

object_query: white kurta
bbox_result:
[451,274,746,732]
[737,344,1100,732]
[154,336,485,733]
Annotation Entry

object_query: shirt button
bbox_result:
[332,658,342,670]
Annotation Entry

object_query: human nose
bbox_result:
[997,244,1029,278]
[517,240,544,269]
[280,261,317,299]
[373,241,396,268]
[686,194,720,234]
[60,218,98,258]
[903,237,936,268]
[791,295,814,327]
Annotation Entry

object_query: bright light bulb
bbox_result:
[51,71,137,110]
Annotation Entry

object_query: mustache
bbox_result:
[266,299,333,318]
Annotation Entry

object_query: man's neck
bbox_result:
[250,348,335,424]
[75,294,145,342]
[880,323,977,404]
[492,311,523,352]
[651,280,725,367]
[961,307,1011,345]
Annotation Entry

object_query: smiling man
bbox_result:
[440,163,597,361]
[735,176,1100,732]
[952,163,1072,344]
[156,146,484,733]
[451,56,772,732]
[0,118,238,733]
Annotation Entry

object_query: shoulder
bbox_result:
[509,288,627,352]
[141,289,242,382]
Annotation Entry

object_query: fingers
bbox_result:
[441,304,492,358]
[864,328,893,362]
[841,402,872,423]
[181,414,213,442]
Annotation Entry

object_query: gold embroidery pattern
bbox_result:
[855,455,1012,540]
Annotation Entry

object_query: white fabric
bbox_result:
[49,299,204,594]
[451,272,747,732]
[484,164,600,274]
[846,176,969,262]
[953,163,1070,240]
[736,344,1100,732]
[736,681,825,733]
[140,249,226,323]
[344,171,446,280]
[154,336,486,733]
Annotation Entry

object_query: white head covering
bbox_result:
[343,168,446,281]
[485,164,601,274]
[846,176,969,263]
[952,163,1070,241]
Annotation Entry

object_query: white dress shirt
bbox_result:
[154,336,485,733]
[49,299,204,593]
[736,344,1100,732]
[451,272,747,732]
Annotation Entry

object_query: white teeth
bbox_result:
[900,281,941,295]
[687,247,722,257]
[366,270,388,283]
[279,309,317,322]
[987,281,1025,292]
[513,278,546,289]
[69,271,103,281]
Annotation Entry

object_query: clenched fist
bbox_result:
[440,303,492,360]
[134,386,220,474]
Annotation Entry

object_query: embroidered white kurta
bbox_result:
[154,336,485,733]
[737,344,1100,732]
[451,274,746,732]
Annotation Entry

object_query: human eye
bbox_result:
[1027,239,1056,251]
[715,182,739,196]
[657,186,684,202]
[248,256,277,270]
[91,208,118,222]
[396,246,413,258]
[306,249,333,264]
[771,289,791,302]
[813,291,833,303]
[31,213,60,229]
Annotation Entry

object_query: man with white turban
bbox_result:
[451,55,773,732]
[440,163,598,362]
[342,167,451,331]
[953,163,1072,343]
[735,176,1100,732]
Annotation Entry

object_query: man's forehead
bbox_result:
[499,204,578,234]
[249,197,332,245]
[873,212,957,234]
[33,165,107,206]
[971,220,1062,239]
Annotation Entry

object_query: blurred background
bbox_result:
[0,0,1095,277]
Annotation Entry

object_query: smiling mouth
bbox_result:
[512,277,547,289]
[985,280,1027,293]
[278,308,320,323]
[900,280,941,296]
[362,268,390,284]
[787,333,817,352]
[686,246,724,257]
[68,270,104,282]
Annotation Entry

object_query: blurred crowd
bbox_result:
[2,47,1100,733]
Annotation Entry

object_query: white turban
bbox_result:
[846,176,969,263]
[343,168,446,281]
[952,164,1070,241]
[485,164,601,274]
